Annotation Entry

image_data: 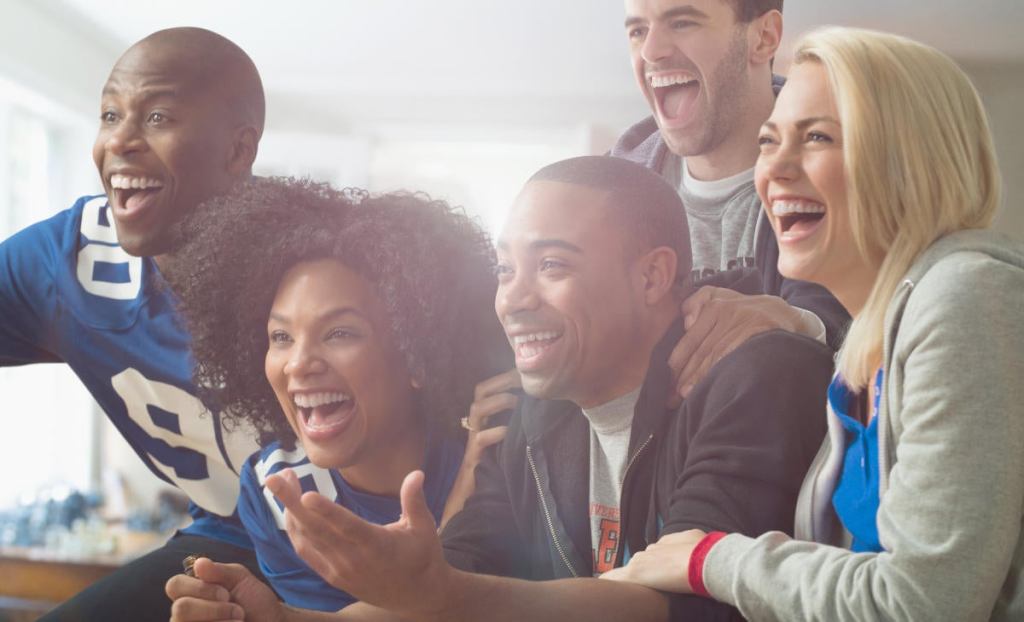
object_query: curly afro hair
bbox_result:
[164,177,510,448]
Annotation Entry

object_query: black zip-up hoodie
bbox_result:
[441,320,833,621]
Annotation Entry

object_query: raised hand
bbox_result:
[441,369,520,528]
[266,469,455,619]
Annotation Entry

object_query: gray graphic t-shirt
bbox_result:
[669,158,762,282]
[582,387,641,575]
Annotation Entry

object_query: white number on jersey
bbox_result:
[76,197,142,300]
[112,368,260,516]
[253,446,338,530]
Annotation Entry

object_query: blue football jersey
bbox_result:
[239,436,463,611]
[0,195,261,546]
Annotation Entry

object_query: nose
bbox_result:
[760,140,801,184]
[283,340,327,378]
[495,269,540,319]
[101,117,147,158]
[640,24,674,65]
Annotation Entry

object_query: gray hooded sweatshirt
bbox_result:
[703,229,1024,621]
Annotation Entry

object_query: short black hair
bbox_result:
[528,156,692,285]
[165,177,508,447]
[728,0,782,23]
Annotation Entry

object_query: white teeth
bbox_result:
[292,392,351,409]
[109,174,164,190]
[511,331,561,345]
[648,74,697,89]
[772,200,826,216]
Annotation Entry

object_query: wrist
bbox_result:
[415,565,468,622]
[688,531,727,598]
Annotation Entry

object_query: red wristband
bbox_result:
[688,531,727,598]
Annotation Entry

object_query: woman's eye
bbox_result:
[147,111,168,124]
[269,330,292,344]
[495,263,513,280]
[808,131,833,143]
[327,327,359,340]
[540,259,566,272]
[100,111,118,123]
[757,134,776,146]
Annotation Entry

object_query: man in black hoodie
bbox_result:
[614,0,847,400]
[166,157,831,622]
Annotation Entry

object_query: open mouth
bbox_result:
[109,174,165,219]
[772,200,826,238]
[510,330,564,371]
[292,391,356,440]
[649,72,700,124]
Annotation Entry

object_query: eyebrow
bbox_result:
[762,116,842,132]
[100,85,182,101]
[625,5,709,28]
[268,307,367,325]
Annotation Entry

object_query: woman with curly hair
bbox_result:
[162,177,510,614]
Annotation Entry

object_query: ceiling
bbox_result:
[51,0,1024,131]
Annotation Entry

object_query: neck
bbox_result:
[575,305,677,410]
[340,416,427,497]
[830,275,876,319]
[682,75,775,181]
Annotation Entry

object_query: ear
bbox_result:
[636,246,678,306]
[748,9,783,66]
[226,125,260,176]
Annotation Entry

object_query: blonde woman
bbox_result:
[603,27,1024,620]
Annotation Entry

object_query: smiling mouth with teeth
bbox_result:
[772,200,826,235]
[292,391,355,434]
[648,72,699,122]
[109,173,165,215]
[511,330,563,361]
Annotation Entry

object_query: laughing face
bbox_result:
[624,0,752,158]
[755,61,873,307]
[264,259,419,475]
[92,42,239,257]
[495,181,652,409]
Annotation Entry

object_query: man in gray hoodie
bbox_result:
[613,0,847,397]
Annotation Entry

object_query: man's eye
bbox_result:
[627,26,647,40]
[100,111,118,123]
[147,112,168,124]
[671,20,697,30]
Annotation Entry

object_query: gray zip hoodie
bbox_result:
[702,229,1024,621]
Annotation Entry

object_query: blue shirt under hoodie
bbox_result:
[830,369,885,552]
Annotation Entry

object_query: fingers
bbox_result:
[192,559,257,592]
[265,469,302,511]
[398,470,434,532]
[472,369,521,401]
[169,596,244,622]
[473,425,508,449]
[467,392,518,430]
[166,574,230,603]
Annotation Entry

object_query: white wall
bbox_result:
[964,61,1024,240]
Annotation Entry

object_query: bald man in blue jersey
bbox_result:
[0,27,267,621]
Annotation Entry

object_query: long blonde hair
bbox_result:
[792,27,1002,388]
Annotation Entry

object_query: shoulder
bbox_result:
[609,116,662,162]
[685,330,833,428]
[709,330,834,386]
[901,235,1024,332]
